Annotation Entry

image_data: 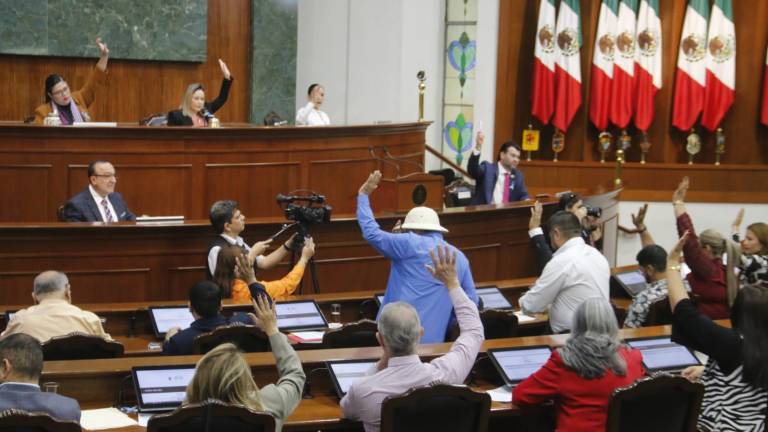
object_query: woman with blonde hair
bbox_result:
[185,295,305,431]
[167,59,233,126]
[672,177,738,318]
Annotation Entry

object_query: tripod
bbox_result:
[284,223,321,295]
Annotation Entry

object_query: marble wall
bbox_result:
[251,0,297,124]
[0,0,207,61]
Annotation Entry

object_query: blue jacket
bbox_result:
[162,313,254,356]
[467,152,529,205]
[0,383,81,422]
[61,187,136,222]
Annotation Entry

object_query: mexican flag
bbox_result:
[762,47,768,126]
[531,0,557,125]
[672,0,709,131]
[701,0,735,131]
[552,0,582,132]
[609,0,637,129]
[634,0,662,132]
[588,0,618,131]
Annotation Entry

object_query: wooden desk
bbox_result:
[48,323,716,431]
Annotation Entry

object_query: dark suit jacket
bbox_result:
[60,187,135,222]
[162,311,258,356]
[0,383,81,422]
[167,78,233,126]
[467,152,529,205]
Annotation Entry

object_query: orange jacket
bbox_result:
[231,263,307,303]
[33,67,107,124]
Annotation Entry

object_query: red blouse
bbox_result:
[512,347,644,432]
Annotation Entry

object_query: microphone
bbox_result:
[200,108,215,120]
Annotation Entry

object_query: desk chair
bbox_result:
[479,309,519,339]
[0,409,80,432]
[192,324,269,354]
[358,299,379,321]
[42,333,124,361]
[322,319,378,348]
[606,374,704,432]
[139,113,167,126]
[147,399,275,432]
[380,384,490,432]
[643,298,674,326]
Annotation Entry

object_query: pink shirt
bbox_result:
[340,288,484,432]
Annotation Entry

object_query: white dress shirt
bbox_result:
[491,161,515,205]
[207,233,264,275]
[89,185,117,222]
[519,237,610,333]
[295,102,330,126]
[340,288,484,432]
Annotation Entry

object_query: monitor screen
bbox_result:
[133,366,196,410]
[615,270,648,297]
[327,360,378,397]
[476,286,513,309]
[488,346,552,385]
[626,337,701,371]
[276,301,328,331]
[149,307,195,337]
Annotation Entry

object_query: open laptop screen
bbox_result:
[276,300,328,331]
[132,365,196,412]
[613,270,648,297]
[149,306,195,339]
[488,346,552,386]
[476,286,513,310]
[327,359,378,398]
[626,337,701,372]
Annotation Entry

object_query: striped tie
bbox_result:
[101,198,114,222]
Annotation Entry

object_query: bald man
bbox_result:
[1,271,111,342]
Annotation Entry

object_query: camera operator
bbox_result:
[528,192,603,271]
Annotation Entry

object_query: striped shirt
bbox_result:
[698,359,767,432]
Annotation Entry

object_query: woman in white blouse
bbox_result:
[296,83,330,126]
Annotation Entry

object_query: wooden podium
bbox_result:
[371,173,444,213]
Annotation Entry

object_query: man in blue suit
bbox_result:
[0,334,81,422]
[61,160,135,222]
[467,131,530,205]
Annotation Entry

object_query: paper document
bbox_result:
[486,385,513,403]
[80,408,138,430]
[514,311,536,323]
[288,330,325,343]
[138,413,154,427]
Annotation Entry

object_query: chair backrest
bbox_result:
[480,309,519,339]
[192,324,269,354]
[606,374,704,432]
[643,298,673,326]
[322,319,378,348]
[0,409,81,432]
[380,384,491,432]
[41,332,124,361]
[140,113,168,126]
[147,399,275,432]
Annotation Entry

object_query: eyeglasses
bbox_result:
[50,86,70,97]
[93,174,117,179]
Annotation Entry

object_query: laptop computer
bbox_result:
[132,365,196,413]
[625,336,702,373]
[276,300,329,332]
[487,346,552,387]
[148,306,195,339]
[327,359,378,398]
[612,270,648,297]
[476,286,513,310]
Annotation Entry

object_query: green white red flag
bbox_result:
[672,0,709,131]
[608,0,637,129]
[634,0,662,132]
[552,0,582,132]
[701,0,735,131]
[531,0,557,125]
[588,0,618,131]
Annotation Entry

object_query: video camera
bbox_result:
[275,193,332,251]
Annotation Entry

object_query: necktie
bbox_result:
[502,173,511,203]
[101,198,114,222]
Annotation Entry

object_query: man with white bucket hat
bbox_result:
[357,170,478,343]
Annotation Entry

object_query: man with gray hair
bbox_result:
[341,246,484,432]
[0,271,111,342]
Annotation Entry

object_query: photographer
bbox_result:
[528,192,603,271]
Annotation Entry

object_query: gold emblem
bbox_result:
[682,34,706,62]
[557,28,580,56]
[708,34,735,63]
[598,33,616,61]
[637,29,659,56]
[538,25,555,53]
[617,31,635,58]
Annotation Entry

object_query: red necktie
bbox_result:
[503,173,510,203]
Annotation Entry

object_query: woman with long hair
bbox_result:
[167,59,232,126]
[668,232,768,431]
[185,295,305,431]
[512,297,645,430]
[731,210,768,290]
[672,177,738,318]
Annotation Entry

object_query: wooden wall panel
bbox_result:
[0,0,252,123]
[0,165,51,222]
[308,159,380,214]
[166,266,207,300]
[0,269,150,304]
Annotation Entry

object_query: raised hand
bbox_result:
[218,59,232,80]
[475,130,485,151]
[248,294,278,336]
[248,238,273,264]
[673,177,689,203]
[300,236,315,260]
[235,253,257,284]
[668,231,690,264]
[359,170,382,195]
[731,208,745,234]
[528,201,543,230]
[96,38,109,57]
[425,245,460,290]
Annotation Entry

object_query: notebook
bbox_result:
[148,306,195,339]
[131,365,196,412]
[487,346,552,386]
[625,336,702,373]
[276,300,328,331]
[476,286,513,310]
[327,359,378,397]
